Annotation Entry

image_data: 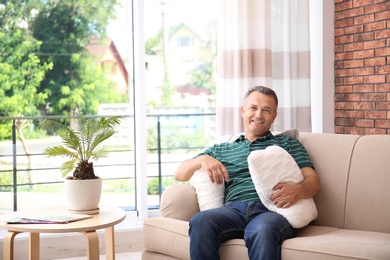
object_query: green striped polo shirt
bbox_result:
[197,131,314,203]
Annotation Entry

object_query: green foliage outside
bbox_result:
[104,178,135,193]
[0,2,53,139]
[145,123,212,195]
[0,168,135,193]
[189,61,217,95]
[0,1,215,199]
[145,30,162,55]
[0,168,38,192]
[161,71,176,106]
[0,171,13,191]
[29,0,122,116]
[145,25,216,108]
[0,0,123,140]
[52,53,126,115]
[147,125,211,154]
[147,176,182,195]
[21,120,49,139]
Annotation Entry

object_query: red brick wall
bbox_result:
[334,0,390,134]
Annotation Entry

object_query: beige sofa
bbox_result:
[142,133,390,260]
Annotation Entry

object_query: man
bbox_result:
[174,86,320,260]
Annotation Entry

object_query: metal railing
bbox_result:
[0,112,216,213]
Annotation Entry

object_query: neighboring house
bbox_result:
[86,38,129,94]
[146,22,217,107]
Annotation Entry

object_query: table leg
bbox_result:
[3,231,21,260]
[82,231,100,260]
[29,233,40,260]
[105,226,115,260]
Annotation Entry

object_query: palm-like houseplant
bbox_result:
[40,114,121,213]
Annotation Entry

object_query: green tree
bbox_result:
[0,2,53,138]
[55,53,125,115]
[145,30,162,55]
[0,2,53,186]
[189,61,216,94]
[30,0,121,115]
[145,28,177,107]
[162,71,175,106]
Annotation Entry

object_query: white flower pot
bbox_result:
[64,178,102,214]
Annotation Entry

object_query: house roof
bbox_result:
[85,38,128,84]
[169,23,201,40]
[152,21,217,51]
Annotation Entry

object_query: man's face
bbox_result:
[240,91,277,141]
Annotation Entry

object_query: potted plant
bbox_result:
[40,114,121,214]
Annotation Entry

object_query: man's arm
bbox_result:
[174,155,229,184]
[298,167,321,198]
[271,167,320,208]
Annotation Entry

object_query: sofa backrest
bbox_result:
[299,133,360,229]
[344,135,390,233]
[299,133,390,233]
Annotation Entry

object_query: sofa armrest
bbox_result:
[160,183,200,221]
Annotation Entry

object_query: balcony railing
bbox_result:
[0,112,216,214]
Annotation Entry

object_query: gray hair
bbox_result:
[243,86,278,111]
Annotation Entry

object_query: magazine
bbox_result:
[6,211,93,224]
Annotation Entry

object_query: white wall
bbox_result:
[310,0,335,133]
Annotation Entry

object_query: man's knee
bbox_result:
[189,210,215,237]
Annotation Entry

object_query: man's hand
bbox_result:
[174,155,230,184]
[200,155,229,184]
[271,183,302,208]
[271,167,320,208]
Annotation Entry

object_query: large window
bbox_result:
[0,0,217,215]
[140,0,218,212]
[0,0,333,217]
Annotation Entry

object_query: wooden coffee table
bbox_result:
[0,206,126,260]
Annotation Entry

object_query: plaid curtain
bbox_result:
[216,0,311,141]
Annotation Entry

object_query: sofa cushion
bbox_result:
[219,239,248,260]
[142,251,181,260]
[143,217,190,260]
[283,227,390,260]
[247,145,317,228]
[143,217,249,260]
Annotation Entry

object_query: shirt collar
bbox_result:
[236,131,274,142]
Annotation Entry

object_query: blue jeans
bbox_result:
[189,201,295,260]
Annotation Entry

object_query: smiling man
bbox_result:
[174,86,320,260]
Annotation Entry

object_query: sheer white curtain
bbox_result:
[216,0,311,141]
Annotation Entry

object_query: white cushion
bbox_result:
[189,168,225,211]
[247,145,318,228]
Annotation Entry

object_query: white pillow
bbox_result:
[247,145,318,228]
[189,168,225,211]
